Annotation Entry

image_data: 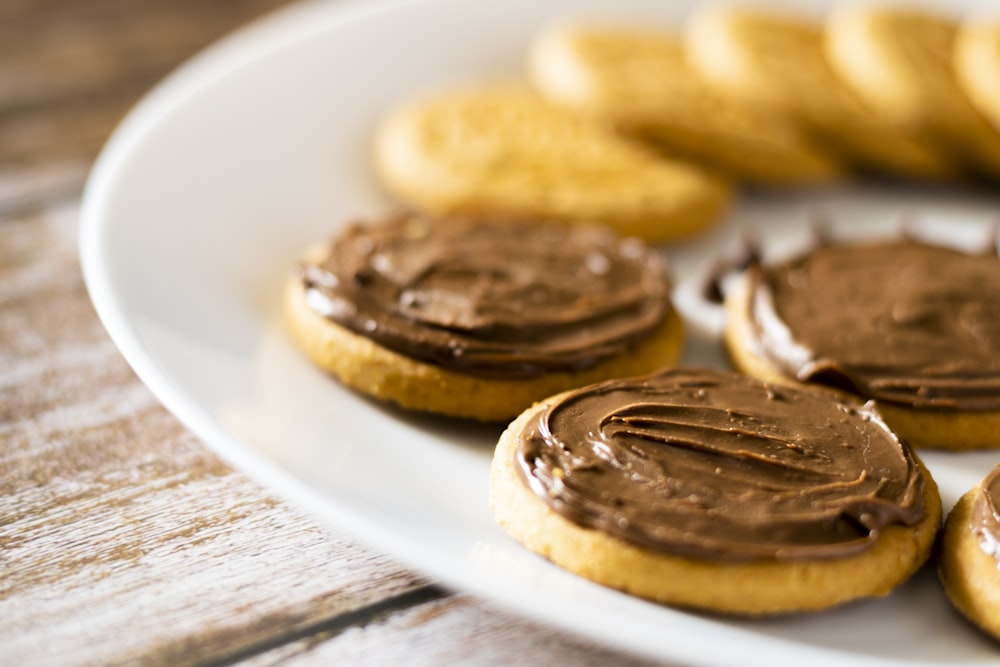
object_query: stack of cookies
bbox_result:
[284,1,1000,629]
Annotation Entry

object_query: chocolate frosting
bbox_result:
[298,215,670,378]
[744,240,1000,410]
[515,367,926,561]
[973,467,1000,564]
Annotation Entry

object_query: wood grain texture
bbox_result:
[0,0,296,168]
[0,204,433,666]
[241,594,662,667]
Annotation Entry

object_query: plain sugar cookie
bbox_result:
[826,3,1000,180]
[490,367,941,615]
[684,4,955,181]
[373,84,730,244]
[955,21,1000,135]
[287,214,686,421]
[528,23,842,186]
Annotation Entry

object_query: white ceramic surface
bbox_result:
[80,0,1000,664]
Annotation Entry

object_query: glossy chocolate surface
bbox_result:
[516,368,925,561]
[299,215,671,379]
[744,240,1000,409]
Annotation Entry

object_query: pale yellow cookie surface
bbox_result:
[956,21,1000,134]
[826,3,1000,179]
[684,5,954,181]
[723,274,1000,451]
[373,84,730,244]
[285,269,685,423]
[939,479,1000,641]
[490,392,941,615]
[528,24,842,186]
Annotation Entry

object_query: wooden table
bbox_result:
[0,2,662,664]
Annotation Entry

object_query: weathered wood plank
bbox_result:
[0,206,433,667]
[0,163,90,216]
[238,594,665,667]
[0,0,294,168]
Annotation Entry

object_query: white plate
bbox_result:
[79,0,1000,665]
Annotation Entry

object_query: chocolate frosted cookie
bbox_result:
[725,238,1000,450]
[286,214,684,421]
[939,467,1000,640]
[490,367,940,615]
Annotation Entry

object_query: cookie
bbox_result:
[939,467,1000,641]
[955,21,1000,134]
[724,238,1000,450]
[527,23,842,186]
[825,3,1000,180]
[286,214,685,421]
[373,84,730,244]
[490,367,941,615]
[684,5,955,181]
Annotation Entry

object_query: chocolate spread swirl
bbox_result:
[744,240,1000,410]
[973,467,1000,565]
[516,367,925,561]
[298,215,670,379]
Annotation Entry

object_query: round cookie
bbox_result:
[825,3,1000,179]
[939,467,1000,641]
[373,83,730,244]
[955,21,1000,134]
[683,5,955,181]
[723,238,1000,450]
[286,214,685,422]
[490,367,941,616]
[527,23,842,186]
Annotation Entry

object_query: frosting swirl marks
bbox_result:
[516,367,925,561]
[298,215,670,379]
[745,240,1000,410]
[973,466,1000,566]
